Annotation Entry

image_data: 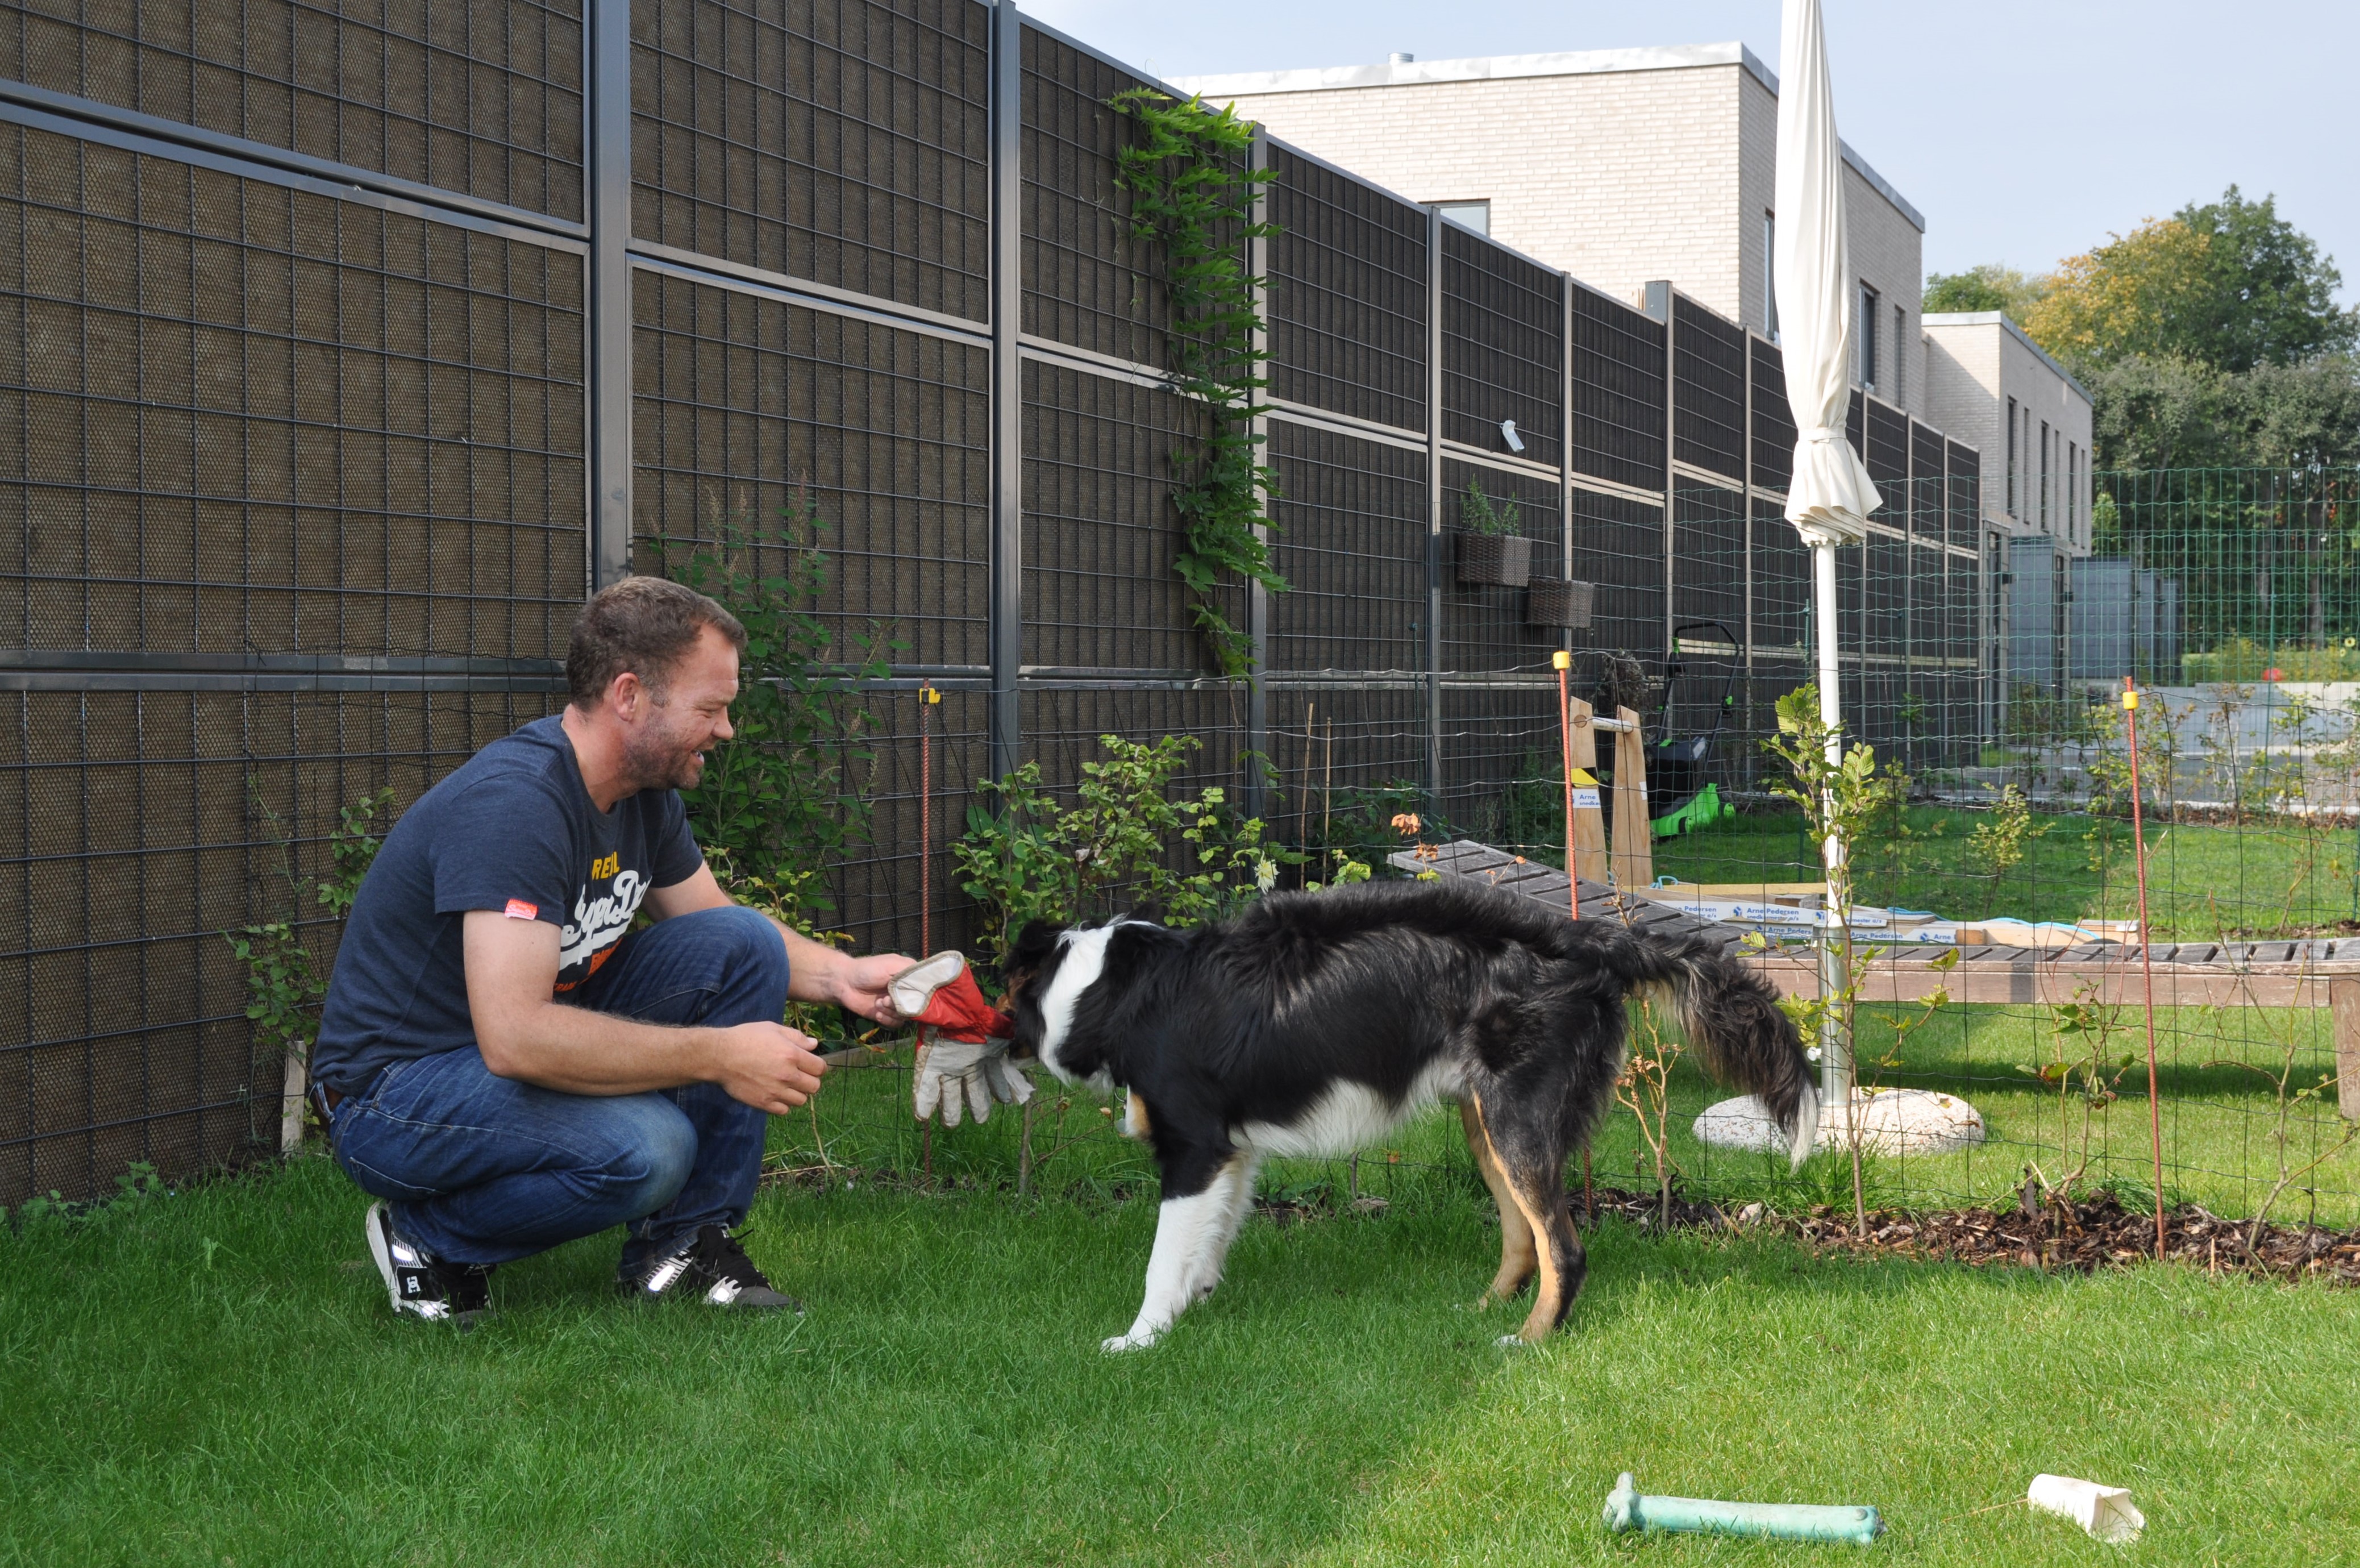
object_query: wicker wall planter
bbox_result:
[1455,532,1533,587]
[1527,578,1596,630]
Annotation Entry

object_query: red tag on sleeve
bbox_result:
[503,899,538,920]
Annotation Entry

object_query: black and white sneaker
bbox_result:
[364,1201,492,1326]
[621,1224,803,1312]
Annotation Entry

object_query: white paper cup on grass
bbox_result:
[2027,1474,2145,1544]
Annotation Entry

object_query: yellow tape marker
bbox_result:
[2122,690,2138,710]
[1570,767,1599,788]
[1552,650,1572,670]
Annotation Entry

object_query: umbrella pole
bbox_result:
[1813,539,1852,1108]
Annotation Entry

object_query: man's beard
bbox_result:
[621,716,706,792]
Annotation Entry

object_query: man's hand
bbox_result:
[826,950,914,1026]
[709,1020,829,1113]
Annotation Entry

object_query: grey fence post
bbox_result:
[1425,205,1445,808]
[988,0,1025,785]
[1244,123,1271,819]
[586,0,634,590]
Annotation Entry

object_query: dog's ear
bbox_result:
[1006,918,1064,978]
[1127,901,1165,928]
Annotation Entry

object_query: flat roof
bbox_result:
[1922,311,2092,402]
[1174,41,1924,233]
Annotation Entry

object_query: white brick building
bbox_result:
[1921,313,2096,554]
[1176,43,1930,417]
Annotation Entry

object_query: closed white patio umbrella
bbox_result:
[1773,0,1881,1104]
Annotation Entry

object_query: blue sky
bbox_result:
[1027,1,2360,308]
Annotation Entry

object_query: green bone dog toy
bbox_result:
[1603,1473,1882,1544]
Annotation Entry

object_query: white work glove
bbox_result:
[912,1033,1034,1128]
[893,950,1032,1129]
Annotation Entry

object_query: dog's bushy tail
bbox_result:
[1605,930,1818,1169]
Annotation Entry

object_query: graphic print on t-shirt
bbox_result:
[557,864,647,990]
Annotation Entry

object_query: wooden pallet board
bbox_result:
[1395,839,2360,1006]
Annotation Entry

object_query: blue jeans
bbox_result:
[329,905,790,1269]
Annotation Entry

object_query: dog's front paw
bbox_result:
[1101,1329,1162,1354]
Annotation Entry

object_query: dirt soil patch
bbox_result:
[1581,1184,2360,1284]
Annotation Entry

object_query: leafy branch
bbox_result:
[666,484,901,934]
[1109,89,1287,677]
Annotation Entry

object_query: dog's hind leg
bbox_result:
[1460,1097,1537,1306]
[1104,1147,1254,1353]
[1468,1091,1585,1344]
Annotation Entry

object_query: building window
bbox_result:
[1435,200,1489,235]
[2006,397,2018,515]
[1892,304,1906,405]
[2070,440,2082,544]
[1764,211,1778,340]
[2039,419,2051,531]
[1859,282,1879,390]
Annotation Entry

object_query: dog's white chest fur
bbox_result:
[1035,924,1119,1089]
[1235,1058,1463,1158]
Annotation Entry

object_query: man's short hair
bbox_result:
[565,575,747,709]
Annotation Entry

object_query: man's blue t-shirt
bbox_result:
[313,715,705,1093]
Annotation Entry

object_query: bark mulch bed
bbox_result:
[1580,1184,2360,1286]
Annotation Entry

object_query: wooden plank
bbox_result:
[1568,697,1610,887]
[2337,978,2360,1122]
[1610,705,1653,892]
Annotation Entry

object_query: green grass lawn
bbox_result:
[782,1012,2360,1231]
[1640,805,2360,939]
[6,1153,2358,1566]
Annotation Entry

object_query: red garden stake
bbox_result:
[919,684,938,958]
[2124,676,2166,1261]
[1555,650,1579,922]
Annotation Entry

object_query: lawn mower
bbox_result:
[1650,620,1741,839]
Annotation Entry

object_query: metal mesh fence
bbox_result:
[1671,294,1745,484]
[1265,145,1425,434]
[26,5,2273,1219]
[0,0,586,220]
[1568,280,1663,493]
[1441,222,1559,468]
[1264,418,1423,675]
[1017,23,1160,367]
[630,0,990,322]
[628,264,990,668]
[0,120,588,660]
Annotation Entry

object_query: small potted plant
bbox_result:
[1455,480,1531,587]
[1527,577,1596,630]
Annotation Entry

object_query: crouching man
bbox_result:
[310,576,910,1324]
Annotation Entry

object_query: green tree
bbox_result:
[1922,263,2047,318]
[2175,186,2357,373]
[2016,188,2359,471]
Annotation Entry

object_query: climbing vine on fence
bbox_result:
[1109,89,1286,677]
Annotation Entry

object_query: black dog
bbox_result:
[1005,877,1816,1351]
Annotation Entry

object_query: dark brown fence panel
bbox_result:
[630,0,989,322]
[1439,684,1558,849]
[1750,335,1794,493]
[1265,145,1425,434]
[0,685,562,1206]
[1021,357,1207,672]
[628,266,990,669]
[1569,484,1664,680]
[0,123,588,661]
[1441,223,1560,468]
[1443,457,1560,675]
[1570,281,1663,493]
[1266,420,1423,675]
[0,1,585,220]
[1019,24,1162,367]
[1671,294,1744,483]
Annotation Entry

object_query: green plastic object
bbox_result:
[1602,1473,1882,1544]
[1650,781,1733,840]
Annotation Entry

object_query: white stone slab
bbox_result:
[1695,1088,1986,1157]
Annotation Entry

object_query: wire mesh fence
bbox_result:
[3,1,2353,1233]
